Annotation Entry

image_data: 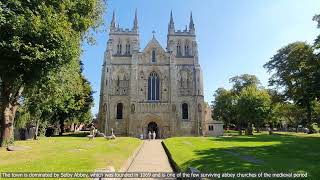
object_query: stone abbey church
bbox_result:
[98,10,215,138]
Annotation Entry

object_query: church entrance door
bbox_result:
[147,122,158,139]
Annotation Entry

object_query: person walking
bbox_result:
[153,131,156,140]
[148,131,151,140]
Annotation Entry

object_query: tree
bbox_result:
[230,74,261,134]
[264,42,318,128]
[21,58,94,137]
[212,74,270,135]
[212,88,235,129]
[312,15,320,100]
[229,74,260,94]
[0,0,104,146]
[270,102,305,132]
[236,86,271,135]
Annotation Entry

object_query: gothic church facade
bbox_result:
[98,10,206,138]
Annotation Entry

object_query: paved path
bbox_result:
[127,140,173,172]
[122,139,174,180]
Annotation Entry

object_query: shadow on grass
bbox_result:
[212,134,310,143]
[52,131,90,137]
[179,134,320,179]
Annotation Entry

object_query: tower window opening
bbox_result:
[116,103,123,119]
[182,103,188,119]
[177,42,182,56]
[185,45,190,56]
[117,43,122,54]
[125,43,130,54]
[151,49,156,63]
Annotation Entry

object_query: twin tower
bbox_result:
[108,10,197,55]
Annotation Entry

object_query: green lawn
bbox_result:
[164,133,320,179]
[0,134,141,174]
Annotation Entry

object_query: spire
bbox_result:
[133,9,138,32]
[110,10,116,31]
[189,11,195,33]
[168,10,175,34]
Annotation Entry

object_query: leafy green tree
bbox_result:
[312,14,320,49]
[270,102,305,132]
[212,88,235,129]
[0,0,104,146]
[236,86,271,135]
[264,42,318,128]
[24,58,93,136]
[312,15,320,101]
[230,74,261,134]
[229,74,260,94]
[212,74,269,135]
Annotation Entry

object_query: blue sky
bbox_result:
[81,0,320,115]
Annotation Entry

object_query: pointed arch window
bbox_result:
[117,42,122,54]
[177,42,182,56]
[151,49,156,63]
[148,72,160,101]
[182,103,188,119]
[116,103,123,119]
[185,43,190,56]
[125,43,130,54]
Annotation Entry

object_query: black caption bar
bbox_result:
[0,172,308,178]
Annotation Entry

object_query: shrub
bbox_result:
[309,123,319,133]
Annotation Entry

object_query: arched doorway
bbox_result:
[147,122,158,139]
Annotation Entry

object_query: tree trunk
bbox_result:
[70,122,75,132]
[307,100,312,124]
[256,126,260,133]
[269,123,274,135]
[59,119,64,136]
[237,124,242,135]
[245,123,253,135]
[306,100,313,134]
[0,85,24,147]
[34,119,39,140]
[0,103,14,147]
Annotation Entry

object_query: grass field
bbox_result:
[0,134,141,174]
[164,133,320,179]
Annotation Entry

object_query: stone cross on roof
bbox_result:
[152,30,156,38]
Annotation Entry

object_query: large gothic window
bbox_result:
[182,103,188,119]
[116,103,123,119]
[148,72,160,101]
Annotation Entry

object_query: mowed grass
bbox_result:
[164,133,320,179]
[0,135,141,173]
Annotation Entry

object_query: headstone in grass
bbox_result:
[223,150,264,165]
[69,148,86,152]
[183,141,195,147]
[7,145,31,151]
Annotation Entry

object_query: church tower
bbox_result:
[98,10,140,135]
[167,11,204,135]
